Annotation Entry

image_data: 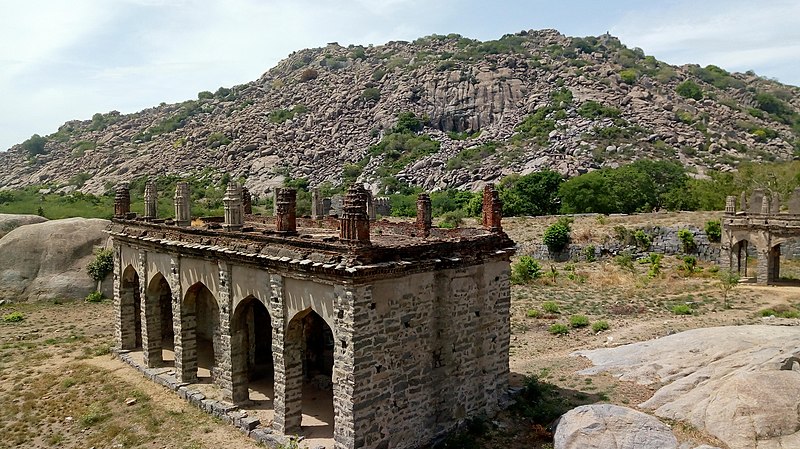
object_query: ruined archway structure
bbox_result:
[109,182,515,449]
[722,188,800,284]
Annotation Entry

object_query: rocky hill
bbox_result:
[1,29,799,196]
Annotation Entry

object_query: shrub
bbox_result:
[526,309,541,318]
[298,68,318,82]
[619,68,638,84]
[671,304,693,315]
[705,220,721,243]
[591,320,610,332]
[511,256,542,284]
[647,253,663,278]
[2,311,23,323]
[439,210,464,228]
[633,230,652,249]
[578,101,621,119]
[718,269,740,308]
[614,251,635,272]
[85,291,104,303]
[86,249,114,283]
[542,301,560,314]
[361,87,381,102]
[543,218,571,253]
[548,323,570,335]
[21,134,47,157]
[682,255,698,273]
[676,80,703,100]
[583,244,596,262]
[678,229,696,252]
[569,315,590,328]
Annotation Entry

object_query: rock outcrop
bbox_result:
[1,30,797,195]
[574,325,800,449]
[0,218,111,302]
[554,404,678,449]
[0,213,48,239]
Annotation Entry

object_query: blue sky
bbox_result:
[1,0,798,151]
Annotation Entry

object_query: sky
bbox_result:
[1,0,798,151]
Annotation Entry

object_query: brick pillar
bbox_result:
[311,188,324,219]
[174,182,191,227]
[114,183,131,218]
[482,184,503,232]
[739,191,747,214]
[725,195,736,214]
[751,189,765,214]
[223,182,243,231]
[270,274,302,434]
[416,193,432,237]
[339,185,370,244]
[216,261,233,400]
[790,188,800,214]
[143,181,158,220]
[771,193,781,215]
[275,188,297,233]
[242,187,253,215]
[761,195,770,215]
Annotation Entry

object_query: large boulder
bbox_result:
[0,218,111,302]
[575,326,800,449]
[554,404,678,449]
[0,213,48,239]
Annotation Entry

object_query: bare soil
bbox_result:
[1,213,799,449]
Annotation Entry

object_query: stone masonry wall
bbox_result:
[349,260,510,449]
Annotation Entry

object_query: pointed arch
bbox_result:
[119,265,142,350]
[231,295,273,404]
[143,272,174,366]
[181,282,220,381]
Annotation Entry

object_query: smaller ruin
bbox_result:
[108,181,515,449]
[721,188,800,284]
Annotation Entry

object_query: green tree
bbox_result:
[559,170,613,214]
[543,218,571,253]
[676,80,703,100]
[499,170,564,216]
[394,112,424,133]
[21,134,47,157]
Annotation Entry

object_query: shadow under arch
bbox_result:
[231,295,274,404]
[286,307,334,440]
[145,272,175,366]
[183,281,220,382]
[731,238,755,278]
[120,265,142,350]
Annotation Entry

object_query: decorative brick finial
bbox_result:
[340,184,370,244]
[416,193,432,237]
[114,183,131,218]
[174,182,191,226]
[223,181,243,231]
[482,184,503,232]
[143,181,158,220]
[275,188,297,233]
[724,195,736,214]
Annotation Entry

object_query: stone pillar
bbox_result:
[771,193,781,215]
[270,274,302,434]
[366,190,377,221]
[761,195,770,215]
[339,185,370,244]
[770,246,781,283]
[482,184,503,232]
[140,252,164,368]
[174,182,191,227]
[274,188,297,233]
[416,193,432,237]
[751,189,764,214]
[323,198,332,217]
[332,285,357,449]
[739,191,747,214]
[216,261,233,400]
[223,182,244,231]
[311,188,324,220]
[241,187,252,215]
[724,195,736,214]
[143,181,158,220]
[272,187,278,217]
[169,256,196,384]
[114,183,131,218]
[790,188,800,214]
[113,243,136,350]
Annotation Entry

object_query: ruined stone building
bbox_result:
[721,188,800,284]
[109,181,515,448]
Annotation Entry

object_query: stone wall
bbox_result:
[349,261,510,449]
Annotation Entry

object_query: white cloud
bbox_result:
[611,0,800,83]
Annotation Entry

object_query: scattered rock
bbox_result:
[554,404,678,449]
[125,397,137,406]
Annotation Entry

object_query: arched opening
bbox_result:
[231,296,273,404]
[120,265,142,350]
[286,308,334,440]
[183,282,220,382]
[146,273,174,366]
[732,239,756,279]
[772,238,800,285]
